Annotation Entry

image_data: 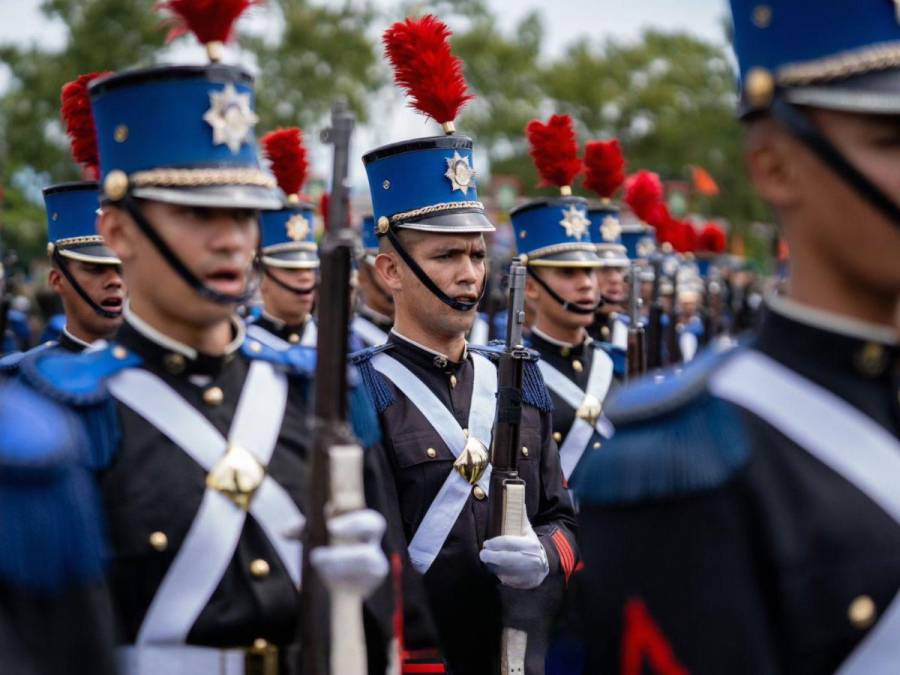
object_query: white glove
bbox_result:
[310,509,389,598]
[479,519,549,590]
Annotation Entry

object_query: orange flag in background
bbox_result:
[691,165,720,196]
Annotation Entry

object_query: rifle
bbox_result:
[625,263,646,380]
[486,258,530,675]
[663,263,683,366]
[645,256,664,370]
[301,100,367,675]
[0,248,18,354]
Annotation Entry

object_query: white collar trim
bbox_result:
[62,328,93,349]
[124,301,246,359]
[391,328,468,362]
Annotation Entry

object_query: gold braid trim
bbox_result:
[391,201,484,223]
[262,242,317,254]
[55,235,104,247]
[778,42,900,85]
[528,242,599,260]
[130,168,276,189]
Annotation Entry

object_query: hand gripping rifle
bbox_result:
[487,258,530,675]
[625,263,647,380]
[301,100,368,675]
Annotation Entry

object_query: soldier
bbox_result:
[14,4,394,673]
[1,75,125,368]
[575,1,900,673]
[512,114,621,489]
[351,16,578,675]
[246,127,319,350]
[353,214,394,347]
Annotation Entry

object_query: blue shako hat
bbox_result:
[588,201,629,268]
[259,201,318,269]
[258,127,318,270]
[359,214,378,266]
[730,0,900,228]
[363,15,493,314]
[511,196,601,268]
[620,208,657,261]
[43,182,120,265]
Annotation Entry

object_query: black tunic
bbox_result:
[575,304,900,675]
[370,333,579,675]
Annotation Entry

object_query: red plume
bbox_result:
[645,202,674,243]
[699,223,727,253]
[261,128,308,198]
[525,114,582,190]
[157,0,260,44]
[583,139,625,199]
[623,170,663,222]
[60,72,112,180]
[383,15,474,126]
[675,220,698,253]
[319,192,330,230]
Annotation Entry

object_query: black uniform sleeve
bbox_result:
[576,484,781,675]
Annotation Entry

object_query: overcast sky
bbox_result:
[0,0,731,187]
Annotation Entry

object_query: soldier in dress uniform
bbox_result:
[352,214,394,347]
[246,128,319,350]
[13,5,397,673]
[575,1,900,673]
[1,75,125,370]
[511,115,622,490]
[590,203,632,351]
[0,379,116,675]
[351,16,578,675]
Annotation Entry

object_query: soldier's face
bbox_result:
[48,260,125,340]
[596,267,627,304]
[379,232,486,338]
[526,266,598,331]
[260,267,317,324]
[101,201,259,327]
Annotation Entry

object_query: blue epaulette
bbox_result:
[349,343,395,413]
[574,343,749,505]
[0,381,107,591]
[18,343,142,470]
[242,338,316,379]
[0,341,58,377]
[597,342,626,379]
[473,342,553,413]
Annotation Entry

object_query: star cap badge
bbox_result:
[560,205,589,240]
[444,151,476,195]
[203,83,259,155]
[600,215,622,242]
[286,214,310,242]
[637,237,655,258]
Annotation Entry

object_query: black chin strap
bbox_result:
[771,98,900,229]
[261,264,317,296]
[52,247,122,320]
[527,267,603,315]
[121,194,256,305]
[385,227,484,312]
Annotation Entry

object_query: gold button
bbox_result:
[163,352,186,375]
[601,326,610,340]
[848,595,876,629]
[473,485,486,501]
[114,124,129,142]
[249,341,262,353]
[288,333,300,344]
[519,230,526,239]
[112,345,128,360]
[382,180,391,190]
[856,343,886,377]
[552,432,562,443]
[450,374,457,388]
[521,446,529,457]
[250,559,270,578]
[203,386,224,406]
[572,359,583,373]
[593,441,602,450]
[744,67,774,109]
[426,447,437,459]
[252,638,269,651]
[149,531,168,552]
[752,4,772,28]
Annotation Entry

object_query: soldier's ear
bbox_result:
[98,206,136,263]
[744,118,800,210]
[524,274,541,302]
[47,267,63,294]
[373,251,403,294]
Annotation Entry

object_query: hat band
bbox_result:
[261,242,317,254]
[526,242,600,261]
[55,235,104,248]
[778,41,900,86]
[390,200,484,225]
[130,167,276,189]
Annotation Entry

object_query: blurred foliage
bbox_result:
[0,0,769,265]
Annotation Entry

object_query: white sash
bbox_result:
[352,316,389,347]
[709,349,900,674]
[538,349,615,481]
[611,318,628,350]
[372,351,497,574]
[107,360,303,644]
[246,322,290,351]
[301,319,317,347]
[680,331,698,362]
[469,316,489,345]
